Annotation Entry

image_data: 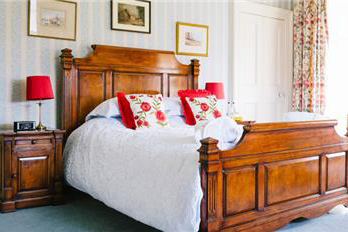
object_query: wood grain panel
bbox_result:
[224,166,256,216]
[112,73,162,95]
[61,46,199,135]
[327,153,346,191]
[0,142,2,196]
[199,121,348,232]
[78,71,105,124]
[18,156,48,192]
[168,75,190,97]
[222,121,345,159]
[266,157,320,205]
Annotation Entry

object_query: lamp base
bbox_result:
[36,122,46,131]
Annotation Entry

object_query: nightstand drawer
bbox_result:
[14,146,53,157]
[15,138,52,146]
[14,144,53,154]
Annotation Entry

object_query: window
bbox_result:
[326,0,348,135]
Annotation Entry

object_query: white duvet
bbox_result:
[64,117,243,232]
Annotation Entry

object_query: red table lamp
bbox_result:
[205,82,225,99]
[26,76,54,131]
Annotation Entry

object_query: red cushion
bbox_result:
[178,90,211,125]
[117,92,136,129]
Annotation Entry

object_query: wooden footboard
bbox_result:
[199,120,348,232]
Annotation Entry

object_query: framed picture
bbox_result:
[176,22,209,57]
[111,0,151,34]
[28,0,77,41]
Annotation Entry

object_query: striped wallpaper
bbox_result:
[0,0,292,130]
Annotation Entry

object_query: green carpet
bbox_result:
[0,191,159,232]
[1,190,347,232]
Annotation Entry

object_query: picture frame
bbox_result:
[28,0,77,41]
[176,22,209,57]
[111,0,151,34]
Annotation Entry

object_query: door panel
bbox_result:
[224,166,256,216]
[326,153,346,191]
[266,157,320,205]
[18,156,48,192]
[78,71,105,125]
[232,2,292,122]
[13,147,54,199]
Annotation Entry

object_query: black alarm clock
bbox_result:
[13,121,36,132]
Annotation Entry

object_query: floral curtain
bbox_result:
[292,0,328,113]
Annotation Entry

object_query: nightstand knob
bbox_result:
[11,173,17,179]
[31,140,37,144]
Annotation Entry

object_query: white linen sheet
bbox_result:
[64,118,243,232]
[194,116,244,150]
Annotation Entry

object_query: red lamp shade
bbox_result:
[205,82,225,99]
[26,76,54,100]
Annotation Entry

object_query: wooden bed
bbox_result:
[60,45,348,232]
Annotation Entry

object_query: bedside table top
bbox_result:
[0,129,65,136]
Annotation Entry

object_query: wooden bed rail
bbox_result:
[199,120,348,231]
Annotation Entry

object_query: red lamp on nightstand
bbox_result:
[26,76,54,131]
[205,82,225,99]
[205,82,242,121]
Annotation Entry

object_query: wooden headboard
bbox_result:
[60,45,200,135]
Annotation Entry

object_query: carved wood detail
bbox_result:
[60,45,200,136]
[208,173,217,216]
[199,120,348,231]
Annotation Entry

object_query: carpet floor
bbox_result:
[0,191,347,232]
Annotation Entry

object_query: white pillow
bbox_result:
[163,97,184,116]
[86,98,120,121]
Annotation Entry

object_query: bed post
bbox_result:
[191,59,200,89]
[60,48,74,134]
[199,137,223,232]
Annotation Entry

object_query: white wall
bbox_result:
[0,0,292,129]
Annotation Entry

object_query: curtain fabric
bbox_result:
[292,0,328,113]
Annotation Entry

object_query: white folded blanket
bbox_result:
[194,116,244,150]
[329,205,348,215]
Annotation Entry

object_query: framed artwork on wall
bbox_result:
[176,22,209,57]
[111,0,151,34]
[28,0,77,41]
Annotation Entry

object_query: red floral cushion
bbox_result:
[126,94,169,129]
[186,95,222,125]
[117,92,136,129]
[178,90,211,125]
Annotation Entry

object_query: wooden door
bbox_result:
[231,1,293,122]
[12,144,54,200]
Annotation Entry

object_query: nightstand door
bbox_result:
[12,145,54,200]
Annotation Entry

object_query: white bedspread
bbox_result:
[194,116,244,150]
[64,118,243,232]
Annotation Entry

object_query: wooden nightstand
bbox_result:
[0,130,65,212]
